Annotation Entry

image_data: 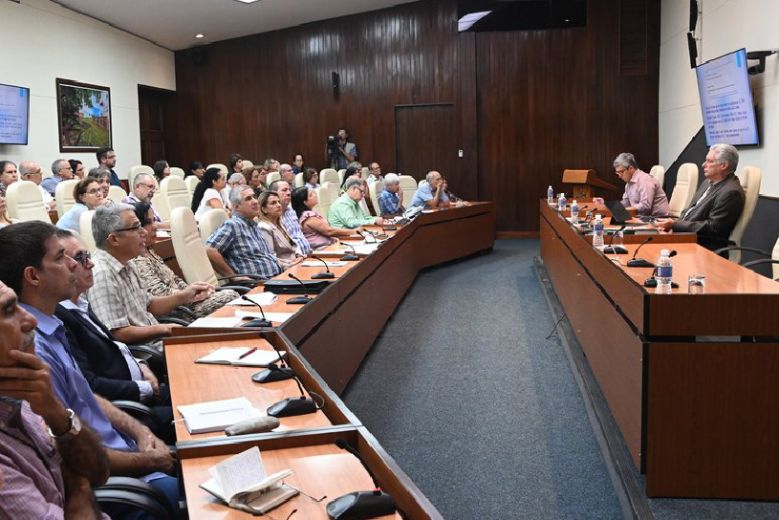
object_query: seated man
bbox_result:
[0,160,18,197]
[366,162,383,184]
[269,179,313,255]
[612,152,669,217]
[378,173,405,217]
[122,172,169,228]
[278,163,295,185]
[19,160,54,211]
[328,177,385,229]
[206,186,282,280]
[87,204,212,349]
[0,221,181,517]
[0,280,110,518]
[654,143,745,252]
[411,170,451,209]
[42,159,75,196]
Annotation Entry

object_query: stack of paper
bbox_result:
[177,397,262,434]
[228,292,278,306]
[195,347,285,367]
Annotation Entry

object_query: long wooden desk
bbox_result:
[539,200,779,499]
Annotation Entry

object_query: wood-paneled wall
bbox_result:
[166,0,660,232]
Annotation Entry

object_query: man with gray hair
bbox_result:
[612,152,669,217]
[378,173,405,216]
[278,163,295,185]
[87,204,212,348]
[411,170,450,209]
[19,160,54,211]
[121,172,169,228]
[328,177,385,228]
[655,143,745,251]
[42,159,74,196]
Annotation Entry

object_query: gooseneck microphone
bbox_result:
[627,236,655,267]
[326,438,398,520]
[252,335,295,383]
[266,368,318,417]
[239,295,273,327]
[310,255,335,279]
[602,225,627,255]
[339,241,360,261]
[286,273,312,305]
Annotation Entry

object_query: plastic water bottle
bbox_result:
[570,200,579,223]
[547,185,555,205]
[655,249,673,294]
[557,193,566,212]
[592,214,604,249]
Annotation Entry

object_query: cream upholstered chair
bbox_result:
[198,208,228,244]
[398,175,418,207]
[319,169,339,185]
[79,210,96,252]
[5,181,51,223]
[314,181,339,216]
[667,163,698,218]
[150,193,170,222]
[337,169,346,185]
[184,175,200,195]
[743,237,779,280]
[368,180,385,216]
[726,166,762,263]
[649,164,666,190]
[266,171,281,186]
[294,172,304,188]
[359,197,371,217]
[169,167,185,179]
[107,185,127,206]
[241,159,253,169]
[160,176,191,214]
[127,165,154,190]
[206,163,228,175]
[55,179,80,217]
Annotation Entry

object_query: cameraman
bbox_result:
[325,128,358,170]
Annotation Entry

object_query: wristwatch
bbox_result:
[47,408,82,441]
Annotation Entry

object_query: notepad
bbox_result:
[187,316,243,328]
[234,310,295,323]
[301,260,347,267]
[177,397,263,434]
[227,292,278,306]
[195,347,285,367]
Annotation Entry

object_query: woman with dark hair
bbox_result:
[56,179,105,231]
[68,159,85,179]
[133,202,236,322]
[291,186,356,250]
[291,154,305,174]
[191,167,227,220]
[242,165,265,197]
[257,191,304,269]
[228,153,243,173]
[152,160,170,182]
[188,160,205,178]
[303,167,320,189]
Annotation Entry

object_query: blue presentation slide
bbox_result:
[0,85,29,145]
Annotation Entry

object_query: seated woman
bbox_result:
[188,160,205,179]
[303,167,320,189]
[243,165,266,196]
[257,190,304,269]
[68,158,85,179]
[56,178,105,232]
[191,167,228,221]
[153,160,170,183]
[292,153,305,174]
[132,202,238,321]
[291,186,358,250]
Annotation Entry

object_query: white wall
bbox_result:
[0,0,175,179]
[659,0,779,196]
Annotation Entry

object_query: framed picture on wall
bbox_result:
[56,78,112,152]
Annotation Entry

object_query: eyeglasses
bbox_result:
[113,222,143,234]
[85,189,102,195]
[71,250,91,268]
[143,184,156,189]
[615,168,627,175]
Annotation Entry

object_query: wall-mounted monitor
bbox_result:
[695,48,759,146]
[0,83,30,145]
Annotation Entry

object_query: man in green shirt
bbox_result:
[328,177,385,229]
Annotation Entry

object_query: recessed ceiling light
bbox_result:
[195,33,205,39]
[234,0,260,3]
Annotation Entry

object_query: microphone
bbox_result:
[252,336,295,383]
[602,225,627,254]
[239,295,272,327]
[309,255,335,279]
[266,369,317,417]
[339,241,360,261]
[326,438,398,520]
[627,236,655,267]
[286,273,312,305]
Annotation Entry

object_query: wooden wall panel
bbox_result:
[167,0,659,232]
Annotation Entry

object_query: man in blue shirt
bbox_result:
[96,147,121,187]
[411,170,451,209]
[0,221,181,518]
[206,186,282,280]
[378,173,405,216]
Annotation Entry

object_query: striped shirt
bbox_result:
[206,214,282,280]
[282,205,312,255]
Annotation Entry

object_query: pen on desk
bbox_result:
[238,347,257,360]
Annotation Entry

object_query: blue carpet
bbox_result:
[342,239,624,519]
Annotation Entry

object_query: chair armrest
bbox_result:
[218,273,264,282]
[175,305,197,319]
[743,258,779,269]
[112,400,155,420]
[96,477,174,519]
[714,245,770,258]
[216,284,250,294]
[158,315,190,326]
[129,344,163,363]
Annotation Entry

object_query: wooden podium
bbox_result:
[562,169,616,199]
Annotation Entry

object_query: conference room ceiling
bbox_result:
[52,0,419,51]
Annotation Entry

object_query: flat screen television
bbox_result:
[0,83,30,145]
[695,48,759,146]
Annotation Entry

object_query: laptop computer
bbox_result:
[604,200,643,226]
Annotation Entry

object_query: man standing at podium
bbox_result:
[613,152,669,217]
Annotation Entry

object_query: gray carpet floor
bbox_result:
[342,239,624,519]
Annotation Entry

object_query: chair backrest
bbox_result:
[667,163,698,217]
[398,175,418,207]
[184,175,200,195]
[206,163,228,175]
[368,180,385,215]
[198,208,228,244]
[358,197,371,217]
[294,171,304,188]
[170,207,219,285]
[150,193,170,222]
[55,179,80,217]
[649,164,666,190]
[266,171,281,186]
[5,181,51,223]
[772,237,779,280]
[128,165,154,190]
[241,159,253,169]
[79,210,97,252]
[728,166,762,263]
[107,185,127,206]
[169,167,186,179]
[160,176,191,214]
[319,169,339,185]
